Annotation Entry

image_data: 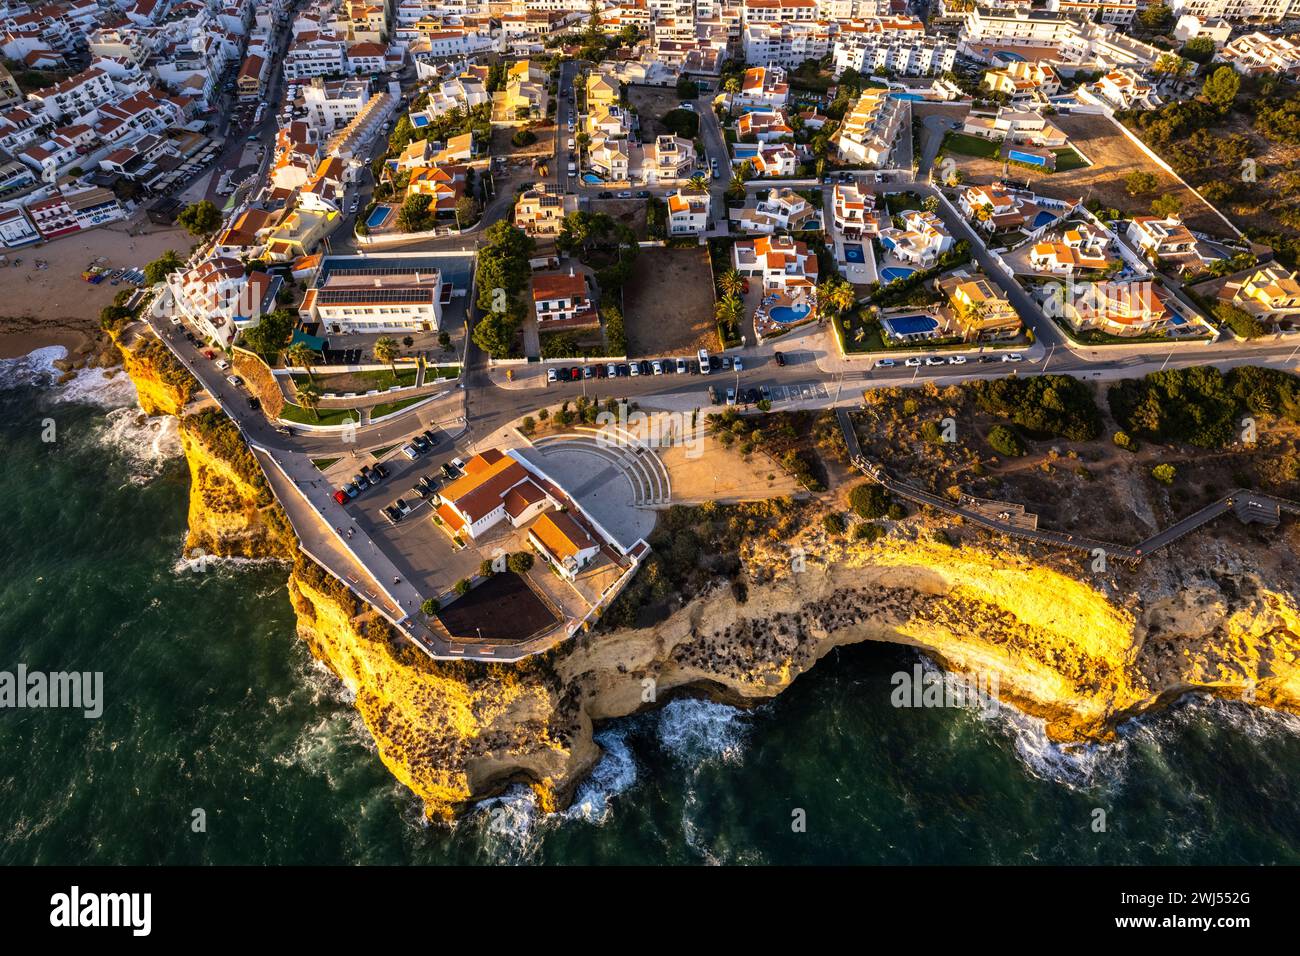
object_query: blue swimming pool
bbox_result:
[582,173,604,184]
[366,205,393,229]
[733,145,760,159]
[410,114,429,128]
[880,266,915,283]
[1008,149,1048,167]
[844,243,865,264]
[770,303,812,324]
[882,314,938,337]
[888,92,926,102]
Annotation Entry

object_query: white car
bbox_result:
[170,315,183,325]
[629,361,640,376]
[547,366,558,383]
[924,356,945,366]
[215,359,230,371]
[652,360,664,375]
[876,358,896,368]
[947,355,967,365]
[904,357,922,367]
[449,457,465,473]
[732,356,744,372]
[675,357,687,374]
[680,102,695,111]
[607,362,618,377]
[1002,353,1024,363]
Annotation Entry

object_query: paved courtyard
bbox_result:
[513,444,658,549]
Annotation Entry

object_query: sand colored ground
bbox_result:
[661,431,803,503]
[0,213,193,359]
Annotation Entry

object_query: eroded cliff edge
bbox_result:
[124,351,1300,821]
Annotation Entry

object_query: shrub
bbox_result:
[985,424,1025,457]
[1112,430,1138,452]
[822,512,846,535]
[420,597,440,616]
[454,578,472,595]
[849,482,891,519]
[853,521,885,543]
[1151,463,1176,484]
[508,552,534,574]
[479,559,496,577]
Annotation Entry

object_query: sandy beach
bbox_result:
[0,213,194,360]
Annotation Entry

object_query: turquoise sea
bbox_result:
[2,349,1299,865]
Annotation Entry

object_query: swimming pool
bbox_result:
[882,314,938,337]
[732,145,760,159]
[769,303,812,324]
[880,266,915,283]
[844,244,865,264]
[1008,149,1048,167]
[582,173,604,185]
[366,205,393,230]
[410,114,429,128]
[888,92,926,102]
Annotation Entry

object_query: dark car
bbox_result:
[421,429,440,447]
[708,356,722,371]
[636,190,651,198]
[412,435,431,453]
[372,462,389,480]
[353,473,370,491]
[617,363,629,376]
[760,384,771,402]
[441,461,458,480]
[977,355,994,363]
[598,191,614,198]
[745,388,761,404]
[246,396,260,410]
[382,505,402,524]
[774,351,786,367]
[596,364,608,378]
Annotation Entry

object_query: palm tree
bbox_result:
[715,294,743,328]
[718,268,745,299]
[687,174,709,193]
[819,279,856,319]
[373,336,400,384]
[295,380,322,421]
[724,77,740,95]
[285,342,316,381]
[727,171,747,200]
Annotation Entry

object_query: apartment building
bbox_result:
[299,255,444,332]
[832,32,956,76]
[168,257,283,349]
[1218,32,1300,75]
[514,183,577,238]
[832,88,905,166]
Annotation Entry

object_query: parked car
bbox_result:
[877,358,896,368]
[412,435,431,453]
[569,367,581,381]
[583,365,594,379]
[372,463,389,480]
[215,358,230,370]
[246,396,260,410]
[708,385,720,405]
[547,366,558,383]
[343,482,359,499]
[720,356,732,371]
[629,361,640,377]
[733,356,744,372]
[596,363,608,378]
[332,490,348,505]
[924,356,945,367]
[1002,353,1023,363]
[774,351,786,367]
[449,457,465,473]
[226,375,243,387]
[904,357,922,367]
[759,384,771,402]
[401,444,420,460]
[352,473,370,491]
[725,387,736,406]
[675,357,688,374]
[607,363,619,377]
[422,430,440,448]
[617,190,632,198]
[651,360,663,375]
[382,505,402,524]
[948,355,967,365]
[441,461,458,480]
[617,363,629,376]
[598,191,614,199]
[636,190,651,199]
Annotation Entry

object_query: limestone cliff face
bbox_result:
[112,327,196,417]
[289,562,599,819]
[284,523,1300,819]
[177,410,295,560]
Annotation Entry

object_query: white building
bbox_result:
[167,258,283,349]
[299,255,443,332]
[1218,32,1300,75]
[667,189,710,235]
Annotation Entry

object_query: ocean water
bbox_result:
[2,350,1299,865]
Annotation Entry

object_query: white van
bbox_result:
[698,348,711,374]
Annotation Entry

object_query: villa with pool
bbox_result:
[733,234,820,340]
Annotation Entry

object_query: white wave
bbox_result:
[655,698,751,767]
[99,406,181,482]
[52,364,140,409]
[561,726,638,824]
[0,345,66,391]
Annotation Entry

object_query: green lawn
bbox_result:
[280,404,361,426]
[369,394,426,419]
[940,131,1001,160]
[883,192,925,216]
[1051,147,1089,172]
[427,364,461,380]
[291,368,418,393]
[312,457,340,470]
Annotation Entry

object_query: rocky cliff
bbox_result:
[119,347,1300,821]
[286,521,1300,820]
[112,326,196,417]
